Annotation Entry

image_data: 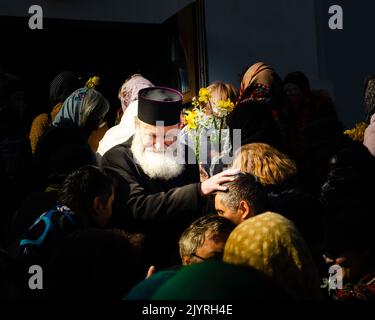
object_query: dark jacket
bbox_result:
[266,181,323,251]
[320,141,375,256]
[101,139,203,267]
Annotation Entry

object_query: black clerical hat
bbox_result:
[138,87,182,126]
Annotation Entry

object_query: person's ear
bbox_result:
[92,196,102,217]
[238,200,252,221]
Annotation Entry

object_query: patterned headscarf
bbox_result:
[238,63,282,110]
[223,212,323,299]
[119,74,154,112]
[364,75,375,124]
[53,87,109,130]
[240,62,275,96]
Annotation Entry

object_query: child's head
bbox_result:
[59,165,114,227]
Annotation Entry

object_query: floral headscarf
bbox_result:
[119,74,154,112]
[223,212,323,299]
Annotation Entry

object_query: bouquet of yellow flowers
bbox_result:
[182,87,234,165]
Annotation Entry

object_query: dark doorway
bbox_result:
[0,16,176,126]
[0,2,207,129]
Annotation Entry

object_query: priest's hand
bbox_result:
[200,168,240,196]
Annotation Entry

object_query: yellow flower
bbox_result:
[192,96,200,108]
[184,109,197,129]
[216,98,235,112]
[199,87,210,97]
[344,122,367,142]
[198,87,211,104]
[86,76,100,88]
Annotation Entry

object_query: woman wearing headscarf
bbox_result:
[29,71,80,154]
[223,212,323,300]
[239,62,282,112]
[34,87,110,190]
[119,74,154,114]
[226,63,285,152]
[96,74,154,159]
[238,62,287,143]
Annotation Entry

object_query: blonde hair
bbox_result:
[207,81,238,107]
[231,143,297,186]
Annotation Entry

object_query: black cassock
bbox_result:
[101,139,204,267]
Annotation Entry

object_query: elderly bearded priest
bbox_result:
[101,87,238,267]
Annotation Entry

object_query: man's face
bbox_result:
[184,230,226,265]
[132,119,184,180]
[137,120,179,153]
[194,231,226,261]
[214,194,242,225]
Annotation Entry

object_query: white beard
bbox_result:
[131,132,184,180]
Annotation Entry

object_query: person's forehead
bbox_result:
[138,120,179,133]
[201,231,225,248]
[214,194,226,206]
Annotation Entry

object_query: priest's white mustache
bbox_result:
[131,132,184,180]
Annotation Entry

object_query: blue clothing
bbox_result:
[19,205,83,264]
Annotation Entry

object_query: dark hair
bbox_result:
[49,71,81,106]
[58,165,114,215]
[179,214,236,259]
[217,172,268,214]
[283,71,310,92]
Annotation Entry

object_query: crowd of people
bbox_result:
[1,62,375,300]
